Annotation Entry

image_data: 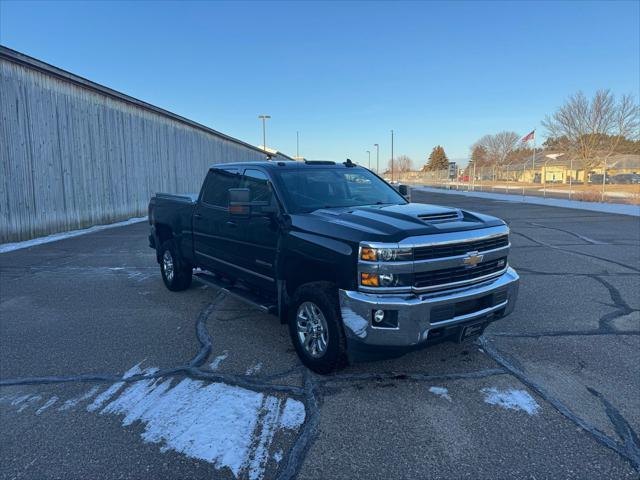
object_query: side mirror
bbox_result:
[228,188,251,216]
[398,184,408,195]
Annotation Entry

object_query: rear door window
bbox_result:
[201,169,240,207]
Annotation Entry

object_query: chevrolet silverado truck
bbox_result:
[148,160,519,373]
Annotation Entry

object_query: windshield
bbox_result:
[278,167,407,213]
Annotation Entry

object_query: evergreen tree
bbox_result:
[424,145,449,171]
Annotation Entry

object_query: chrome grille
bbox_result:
[414,234,509,261]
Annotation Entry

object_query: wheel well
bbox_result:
[156,224,173,245]
[155,224,173,262]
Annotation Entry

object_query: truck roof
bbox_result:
[209,160,364,171]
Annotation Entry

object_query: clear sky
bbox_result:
[1,1,638,167]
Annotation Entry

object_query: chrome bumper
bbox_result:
[339,267,519,347]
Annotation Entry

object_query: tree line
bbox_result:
[467,90,639,175]
[379,90,638,176]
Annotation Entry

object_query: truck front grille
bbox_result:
[414,257,507,289]
[413,235,509,261]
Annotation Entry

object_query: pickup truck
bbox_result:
[148,160,519,373]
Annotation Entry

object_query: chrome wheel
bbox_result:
[296,301,329,358]
[162,250,174,282]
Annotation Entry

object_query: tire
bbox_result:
[288,282,348,374]
[159,240,192,291]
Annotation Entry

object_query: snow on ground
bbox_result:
[428,386,452,402]
[0,217,147,254]
[210,350,229,370]
[245,362,263,375]
[0,362,306,479]
[36,396,59,415]
[413,187,640,217]
[480,388,541,415]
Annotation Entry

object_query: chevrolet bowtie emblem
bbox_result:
[463,251,484,267]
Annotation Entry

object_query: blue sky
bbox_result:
[1,1,638,167]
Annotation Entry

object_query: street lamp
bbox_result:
[366,150,371,170]
[391,130,394,182]
[258,115,271,152]
[374,144,379,174]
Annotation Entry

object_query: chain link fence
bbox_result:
[395,165,640,205]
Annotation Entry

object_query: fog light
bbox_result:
[373,309,385,323]
[379,273,395,286]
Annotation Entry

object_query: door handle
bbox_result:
[226,221,237,228]
[194,213,203,220]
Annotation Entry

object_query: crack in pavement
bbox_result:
[479,336,640,471]
[587,387,640,469]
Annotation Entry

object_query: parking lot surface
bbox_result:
[1,192,639,479]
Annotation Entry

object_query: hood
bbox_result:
[289,202,505,244]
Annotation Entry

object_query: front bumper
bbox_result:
[339,267,519,348]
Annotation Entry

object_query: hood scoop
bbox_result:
[417,209,462,223]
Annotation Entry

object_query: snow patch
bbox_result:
[59,386,100,411]
[1,363,306,480]
[245,362,263,375]
[481,388,540,415]
[210,351,229,370]
[0,217,147,253]
[280,398,306,429]
[273,450,283,463]
[428,386,452,402]
[36,396,59,415]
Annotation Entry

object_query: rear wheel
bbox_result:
[288,283,348,374]
[159,240,192,291]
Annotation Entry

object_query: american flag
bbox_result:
[522,130,535,143]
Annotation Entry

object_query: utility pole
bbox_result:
[391,130,394,182]
[258,115,271,151]
[374,144,379,174]
[366,150,371,169]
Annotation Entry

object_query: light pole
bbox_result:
[296,131,299,158]
[366,150,371,170]
[391,130,394,182]
[374,144,379,174]
[258,115,271,151]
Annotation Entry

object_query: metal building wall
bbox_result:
[0,48,288,243]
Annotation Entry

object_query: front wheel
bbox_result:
[159,240,192,291]
[288,283,348,374]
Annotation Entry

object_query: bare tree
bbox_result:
[474,131,520,180]
[388,155,414,176]
[542,90,640,174]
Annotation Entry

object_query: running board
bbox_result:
[194,271,277,315]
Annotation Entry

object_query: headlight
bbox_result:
[359,245,412,262]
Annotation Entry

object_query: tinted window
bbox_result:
[242,169,272,203]
[278,167,406,213]
[201,169,240,207]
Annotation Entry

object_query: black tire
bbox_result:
[288,282,348,374]
[159,240,192,291]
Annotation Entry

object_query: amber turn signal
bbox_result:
[360,272,379,286]
[360,247,377,261]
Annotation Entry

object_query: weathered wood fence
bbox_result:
[0,47,290,243]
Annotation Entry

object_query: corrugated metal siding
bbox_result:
[0,55,285,243]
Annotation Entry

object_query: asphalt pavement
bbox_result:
[1,192,639,479]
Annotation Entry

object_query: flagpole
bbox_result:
[532,131,536,198]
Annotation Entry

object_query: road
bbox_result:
[1,192,639,479]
